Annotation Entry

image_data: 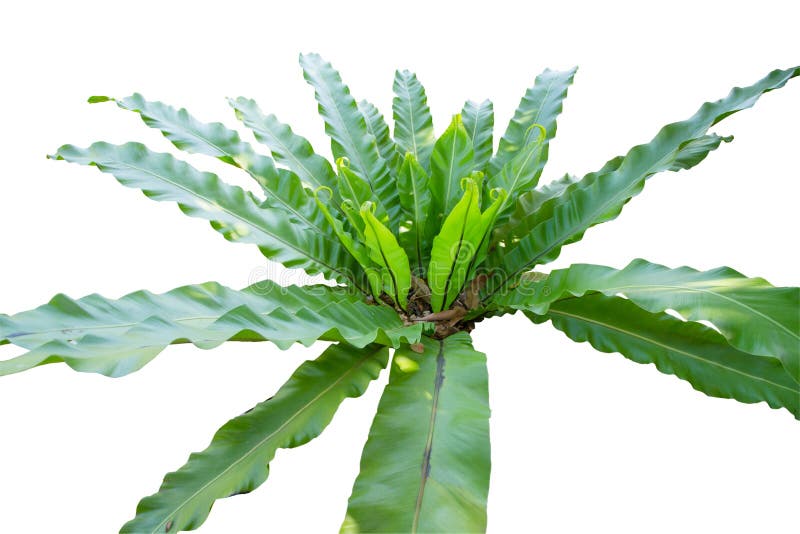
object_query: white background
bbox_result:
[1,1,798,532]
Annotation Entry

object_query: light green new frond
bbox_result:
[360,203,412,310]
[313,189,383,300]
[428,176,485,311]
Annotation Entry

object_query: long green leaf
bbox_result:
[467,187,509,280]
[488,67,577,176]
[121,342,389,533]
[397,152,433,275]
[392,70,436,169]
[0,281,421,378]
[496,133,732,253]
[50,142,360,285]
[461,99,494,172]
[490,66,799,295]
[342,333,490,533]
[497,259,800,381]
[361,204,412,310]
[538,294,799,418]
[228,96,338,192]
[299,53,400,224]
[429,114,474,222]
[100,94,332,235]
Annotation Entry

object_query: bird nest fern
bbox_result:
[2,53,798,533]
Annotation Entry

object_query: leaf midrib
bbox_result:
[412,340,445,532]
[401,78,420,160]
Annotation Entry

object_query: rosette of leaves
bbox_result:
[1,53,798,533]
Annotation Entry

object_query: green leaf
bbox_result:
[228,96,338,192]
[486,124,546,222]
[360,203,412,310]
[397,152,433,275]
[358,99,397,174]
[312,189,383,300]
[489,66,577,176]
[121,342,389,533]
[49,142,362,286]
[428,176,485,312]
[104,94,333,234]
[341,199,367,241]
[429,114,474,222]
[496,259,800,382]
[461,99,494,173]
[497,133,732,251]
[517,172,579,214]
[336,157,380,220]
[392,69,436,169]
[299,53,400,224]
[468,187,509,279]
[489,66,799,295]
[0,281,421,378]
[343,333,490,533]
[538,294,799,418]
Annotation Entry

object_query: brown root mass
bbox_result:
[398,275,487,339]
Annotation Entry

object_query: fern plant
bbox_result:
[2,54,798,533]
